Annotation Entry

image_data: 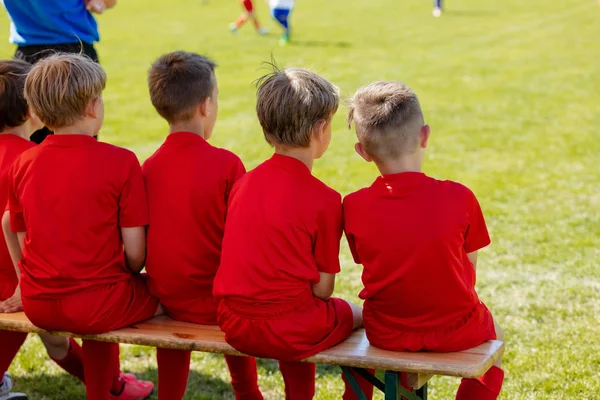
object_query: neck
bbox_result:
[0,121,34,140]
[53,121,97,136]
[275,146,314,171]
[375,153,423,175]
[169,120,205,139]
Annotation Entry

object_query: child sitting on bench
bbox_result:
[343,81,504,400]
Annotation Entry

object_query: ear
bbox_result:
[420,124,431,149]
[354,142,373,162]
[199,97,210,118]
[312,119,327,143]
[85,98,100,118]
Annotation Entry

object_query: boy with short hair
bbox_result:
[0,59,86,400]
[143,51,262,400]
[343,81,504,399]
[213,67,362,399]
[5,53,161,400]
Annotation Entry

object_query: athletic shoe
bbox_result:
[110,375,154,400]
[279,33,290,46]
[257,27,269,35]
[228,23,238,34]
[432,7,442,17]
[0,374,27,400]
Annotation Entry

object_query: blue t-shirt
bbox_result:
[2,0,99,46]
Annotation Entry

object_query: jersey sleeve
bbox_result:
[225,156,246,205]
[7,163,26,233]
[313,193,343,274]
[464,189,491,253]
[119,153,149,228]
[342,196,361,264]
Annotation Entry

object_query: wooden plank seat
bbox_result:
[0,312,504,400]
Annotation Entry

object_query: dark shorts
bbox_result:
[14,42,99,144]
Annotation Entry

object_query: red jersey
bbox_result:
[343,172,490,331]
[0,135,34,289]
[213,154,343,303]
[143,132,245,307]
[8,135,148,299]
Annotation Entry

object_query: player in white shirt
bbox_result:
[269,0,294,45]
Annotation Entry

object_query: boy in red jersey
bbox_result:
[0,59,86,400]
[143,51,262,400]
[4,53,161,400]
[213,67,362,400]
[343,82,504,400]
[229,0,267,35]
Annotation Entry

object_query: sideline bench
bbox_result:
[0,312,504,400]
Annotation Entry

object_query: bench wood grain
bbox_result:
[0,312,503,380]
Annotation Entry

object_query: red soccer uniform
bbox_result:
[344,172,495,352]
[8,134,158,334]
[0,135,34,299]
[214,154,353,361]
[143,132,245,322]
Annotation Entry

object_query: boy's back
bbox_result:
[10,135,145,298]
[344,172,490,331]
[214,153,342,303]
[143,132,244,312]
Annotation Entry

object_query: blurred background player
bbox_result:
[269,0,294,46]
[433,0,442,17]
[229,0,267,35]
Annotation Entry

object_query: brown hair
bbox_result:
[255,66,339,147]
[24,53,106,130]
[0,60,32,132]
[148,51,217,123]
[348,81,424,162]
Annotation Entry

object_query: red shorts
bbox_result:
[22,275,159,335]
[218,291,354,362]
[364,302,497,352]
[162,295,219,325]
[241,0,254,12]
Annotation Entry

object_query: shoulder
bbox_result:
[98,142,140,164]
[343,186,371,207]
[210,145,244,169]
[430,177,477,205]
[310,177,341,209]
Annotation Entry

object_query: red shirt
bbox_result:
[213,154,343,303]
[142,132,245,304]
[343,172,490,330]
[8,135,148,299]
[0,135,35,288]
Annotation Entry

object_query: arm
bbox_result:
[1,211,25,313]
[312,272,335,301]
[467,251,478,270]
[121,226,146,274]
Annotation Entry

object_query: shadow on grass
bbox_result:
[445,9,497,17]
[13,368,235,400]
[290,40,352,48]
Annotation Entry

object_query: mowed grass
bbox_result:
[1,0,599,398]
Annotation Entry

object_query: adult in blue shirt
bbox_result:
[2,0,115,142]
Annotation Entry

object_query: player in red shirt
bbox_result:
[4,54,161,400]
[343,82,504,400]
[213,67,362,399]
[143,51,262,400]
[229,0,267,35]
[0,59,86,399]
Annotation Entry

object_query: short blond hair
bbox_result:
[348,81,424,162]
[24,53,106,130]
[255,67,339,147]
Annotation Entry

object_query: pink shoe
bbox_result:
[110,374,154,400]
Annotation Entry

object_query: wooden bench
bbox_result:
[0,312,504,400]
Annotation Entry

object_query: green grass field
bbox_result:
[1,0,599,398]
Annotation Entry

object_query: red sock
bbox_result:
[252,17,262,30]
[225,355,263,400]
[278,361,315,400]
[82,340,122,400]
[456,366,504,400]
[235,14,248,28]
[342,369,375,400]
[50,338,85,383]
[156,348,190,400]
[0,331,27,376]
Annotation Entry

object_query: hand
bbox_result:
[0,286,23,313]
[85,0,106,14]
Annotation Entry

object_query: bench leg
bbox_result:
[384,371,426,400]
[341,366,368,400]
